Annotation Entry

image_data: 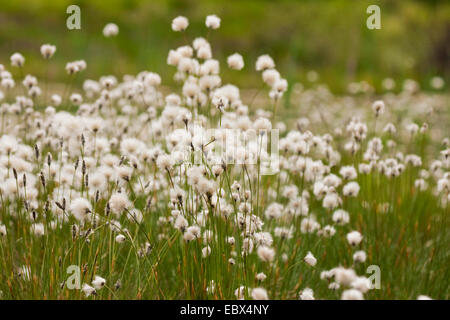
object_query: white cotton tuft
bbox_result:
[205,15,221,29]
[304,251,317,266]
[251,287,269,300]
[227,53,244,70]
[172,16,189,32]
[103,23,119,37]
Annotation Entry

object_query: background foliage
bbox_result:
[0,0,449,92]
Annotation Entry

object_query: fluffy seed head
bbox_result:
[205,15,221,29]
[103,23,119,37]
[227,53,244,70]
[172,16,189,32]
[251,287,269,300]
[40,44,56,59]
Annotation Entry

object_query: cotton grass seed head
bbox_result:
[372,100,385,117]
[304,251,317,266]
[251,287,269,300]
[109,192,130,217]
[172,16,189,32]
[0,224,7,237]
[299,288,314,300]
[347,231,363,246]
[40,44,56,59]
[103,23,119,37]
[417,295,433,300]
[82,284,96,297]
[341,289,364,300]
[10,52,25,67]
[205,15,221,29]
[202,245,211,258]
[227,53,244,70]
[257,245,275,262]
[256,54,275,71]
[353,250,367,263]
[115,234,126,243]
[92,275,106,290]
[256,272,267,281]
[70,198,92,222]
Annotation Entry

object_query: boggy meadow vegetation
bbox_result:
[0,15,448,300]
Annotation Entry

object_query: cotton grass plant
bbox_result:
[0,15,448,300]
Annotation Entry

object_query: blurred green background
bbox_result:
[0,0,449,93]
